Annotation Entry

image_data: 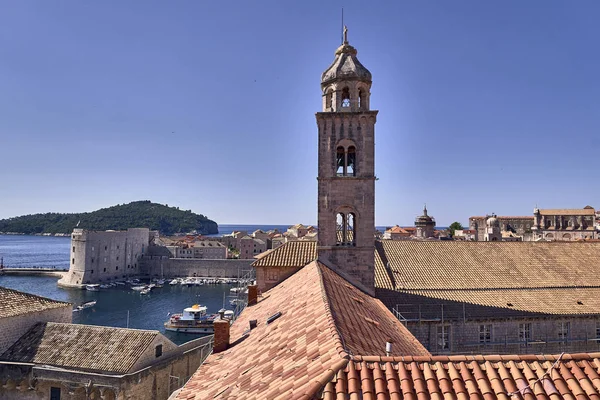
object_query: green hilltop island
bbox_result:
[0,200,218,236]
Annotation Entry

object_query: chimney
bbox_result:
[247,284,258,306]
[213,319,230,353]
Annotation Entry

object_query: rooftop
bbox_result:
[323,353,600,399]
[0,322,163,374]
[0,286,70,319]
[176,261,428,400]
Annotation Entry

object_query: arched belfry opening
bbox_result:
[336,142,357,177]
[316,26,377,293]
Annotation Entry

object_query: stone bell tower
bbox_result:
[316,27,377,294]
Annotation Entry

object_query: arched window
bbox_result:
[336,213,345,244]
[336,146,345,176]
[347,146,356,176]
[336,143,357,177]
[325,88,333,110]
[336,212,356,246]
[358,89,366,110]
[341,87,350,108]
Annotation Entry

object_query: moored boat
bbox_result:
[85,284,100,291]
[164,305,217,334]
[73,300,97,312]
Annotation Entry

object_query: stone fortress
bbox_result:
[58,228,151,287]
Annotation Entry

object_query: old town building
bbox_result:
[0,287,71,355]
[1,322,211,400]
[470,206,597,241]
[414,205,436,239]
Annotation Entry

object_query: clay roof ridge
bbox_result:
[314,260,353,361]
[400,285,600,292]
[350,353,600,363]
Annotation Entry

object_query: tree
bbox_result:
[448,222,464,237]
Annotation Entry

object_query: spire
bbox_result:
[423,203,428,216]
[343,25,348,44]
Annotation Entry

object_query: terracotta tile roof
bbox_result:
[322,353,600,400]
[0,286,70,319]
[376,241,600,291]
[176,261,429,400]
[375,241,600,315]
[540,208,595,216]
[0,322,160,374]
[252,241,316,267]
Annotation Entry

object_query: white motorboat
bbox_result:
[74,300,97,312]
[170,279,180,285]
[164,305,216,334]
[85,284,100,291]
[131,286,146,291]
[140,288,151,295]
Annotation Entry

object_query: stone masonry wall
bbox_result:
[60,228,150,287]
[0,305,72,356]
[407,316,600,355]
[141,258,253,279]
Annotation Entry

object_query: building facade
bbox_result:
[316,28,377,293]
[58,228,150,287]
[414,205,435,239]
[532,206,597,241]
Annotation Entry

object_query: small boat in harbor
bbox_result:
[73,300,97,312]
[140,288,151,295]
[164,305,217,334]
[85,284,100,291]
[131,286,146,291]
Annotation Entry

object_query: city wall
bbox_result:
[141,257,253,279]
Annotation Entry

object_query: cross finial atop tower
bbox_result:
[343,25,348,44]
[423,203,428,216]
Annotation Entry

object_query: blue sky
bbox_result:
[1,1,599,227]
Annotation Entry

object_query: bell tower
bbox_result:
[316,27,377,293]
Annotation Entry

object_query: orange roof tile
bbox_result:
[324,353,600,399]
[176,261,429,400]
[252,241,316,267]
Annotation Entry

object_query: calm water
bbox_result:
[0,234,243,344]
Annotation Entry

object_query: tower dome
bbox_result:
[320,27,372,113]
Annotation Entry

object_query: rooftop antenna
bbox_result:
[341,8,344,44]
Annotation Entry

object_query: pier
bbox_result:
[0,267,67,278]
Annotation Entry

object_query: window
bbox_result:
[341,87,350,107]
[336,145,357,177]
[91,270,93,274]
[558,321,570,342]
[91,258,94,263]
[72,246,75,252]
[479,324,492,344]
[519,323,532,344]
[155,344,163,358]
[72,258,75,265]
[103,268,106,272]
[50,387,61,400]
[116,266,119,270]
[105,246,108,251]
[437,325,450,350]
[336,213,356,246]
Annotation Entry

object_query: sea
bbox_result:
[0,224,393,344]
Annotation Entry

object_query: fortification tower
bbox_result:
[315,27,377,294]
